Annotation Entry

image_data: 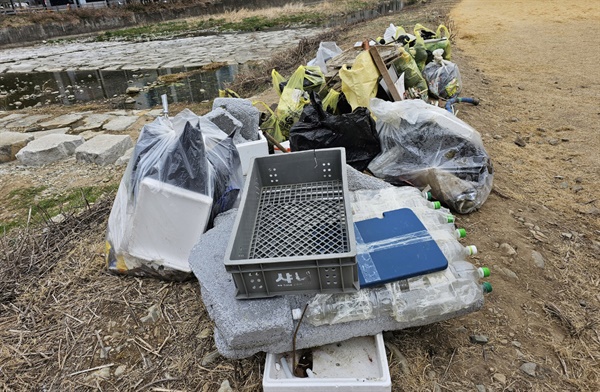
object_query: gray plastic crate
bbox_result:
[225,148,358,299]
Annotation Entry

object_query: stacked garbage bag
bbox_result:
[259,22,491,214]
[106,109,243,280]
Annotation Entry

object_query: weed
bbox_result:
[1,184,118,232]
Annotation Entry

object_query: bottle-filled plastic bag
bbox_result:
[422,49,462,99]
[392,46,428,94]
[367,99,493,214]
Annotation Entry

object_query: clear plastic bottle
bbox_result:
[429,230,477,261]
[351,187,441,222]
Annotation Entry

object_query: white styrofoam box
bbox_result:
[235,131,269,175]
[274,140,291,154]
[127,177,213,272]
[263,334,391,392]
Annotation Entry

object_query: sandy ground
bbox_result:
[1,0,599,391]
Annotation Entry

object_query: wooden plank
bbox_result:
[369,46,402,101]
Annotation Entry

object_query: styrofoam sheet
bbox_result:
[235,131,269,175]
[263,333,391,392]
[127,177,213,272]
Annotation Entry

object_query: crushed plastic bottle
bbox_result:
[301,260,491,326]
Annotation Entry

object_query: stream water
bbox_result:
[0,0,406,111]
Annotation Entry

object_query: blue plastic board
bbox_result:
[354,208,448,288]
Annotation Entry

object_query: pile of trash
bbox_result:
[262,22,492,214]
[102,21,496,391]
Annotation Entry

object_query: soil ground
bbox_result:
[1,0,599,391]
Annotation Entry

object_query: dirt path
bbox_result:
[1,0,599,391]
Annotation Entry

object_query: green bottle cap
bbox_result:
[466,245,478,255]
[456,228,466,237]
[432,201,441,209]
[482,282,493,293]
[448,215,456,224]
[479,267,490,277]
[426,191,433,200]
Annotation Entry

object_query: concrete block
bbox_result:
[212,98,260,141]
[188,210,293,350]
[102,115,138,132]
[16,134,84,166]
[39,114,84,129]
[0,132,35,163]
[75,134,133,166]
[203,108,244,144]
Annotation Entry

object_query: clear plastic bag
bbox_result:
[106,109,243,280]
[422,49,462,99]
[367,98,493,214]
[307,41,343,73]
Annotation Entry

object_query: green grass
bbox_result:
[1,184,118,232]
[95,11,327,41]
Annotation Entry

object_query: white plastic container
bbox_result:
[126,177,213,272]
[235,131,269,175]
[263,333,391,392]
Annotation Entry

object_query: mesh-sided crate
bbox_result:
[225,148,358,299]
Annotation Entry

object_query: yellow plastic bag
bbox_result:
[322,89,341,114]
[218,89,240,98]
[414,23,452,60]
[409,34,428,71]
[339,51,379,111]
[392,47,428,94]
[253,101,286,143]
[272,69,286,96]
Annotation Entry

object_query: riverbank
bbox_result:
[0,0,402,46]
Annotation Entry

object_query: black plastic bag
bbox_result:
[207,133,243,228]
[289,92,380,171]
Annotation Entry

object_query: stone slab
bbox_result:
[0,132,35,163]
[39,114,84,129]
[32,127,70,139]
[5,115,52,131]
[115,147,134,166]
[79,130,106,141]
[16,134,84,166]
[0,113,27,129]
[190,168,483,359]
[73,114,115,132]
[102,116,138,132]
[75,134,133,166]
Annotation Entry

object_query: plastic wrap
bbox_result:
[307,41,343,73]
[422,49,462,99]
[367,99,493,214]
[106,109,243,280]
[289,93,380,171]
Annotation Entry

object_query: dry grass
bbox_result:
[0,197,265,391]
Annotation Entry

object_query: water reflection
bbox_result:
[0,64,249,111]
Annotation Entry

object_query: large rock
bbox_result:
[16,134,84,166]
[0,132,35,163]
[102,115,138,132]
[75,134,133,165]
